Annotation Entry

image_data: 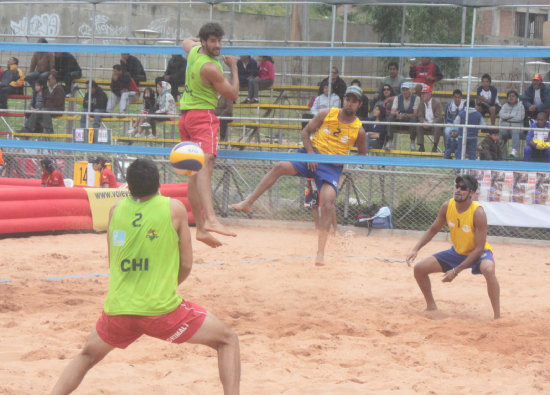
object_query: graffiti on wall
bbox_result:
[10,13,60,36]
[79,14,125,43]
[147,17,185,40]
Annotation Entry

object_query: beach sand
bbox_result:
[1,226,549,394]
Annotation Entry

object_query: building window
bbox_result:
[515,12,547,39]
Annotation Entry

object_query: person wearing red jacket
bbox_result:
[409,57,443,89]
[91,156,117,188]
[40,158,65,187]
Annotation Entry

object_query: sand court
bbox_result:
[1,226,550,394]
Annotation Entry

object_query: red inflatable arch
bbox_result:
[0,179,192,235]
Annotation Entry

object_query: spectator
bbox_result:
[0,57,25,109]
[36,72,66,134]
[524,111,550,162]
[373,62,405,102]
[128,87,156,138]
[310,81,340,116]
[0,147,4,175]
[91,157,117,188]
[409,57,443,88]
[499,90,525,158]
[18,79,46,133]
[444,89,466,153]
[25,37,54,89]
[350,79,369,120]
[40,158,65,187]
[214,94,233,142]
[364,104,387,150]
[107,64,139,114]
[371,83,394,120]
[120,53,146,86]
[444,129,459,159]
[243,56,274,104]
[81,80,107,130]
[153,80,177,138]
[454,99,484,160]
[416,85,443,152]
[318,66,347,104]
[163,54,187,100]
[53,52,82,95]
[387,82,420,150]
[522,74,550,121]
[237,55,258,90]
[478,130,503,161]
[476,73,500,126]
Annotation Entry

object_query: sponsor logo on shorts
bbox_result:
[166,324,189,342]
[332,180,337,187]
[112,230,125,246]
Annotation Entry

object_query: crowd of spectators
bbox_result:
[4,42,550,163]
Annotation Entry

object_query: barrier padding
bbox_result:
[0,180,193,235]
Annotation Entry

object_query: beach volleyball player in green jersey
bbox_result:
[51,159,240,395]
[179,22,240,248]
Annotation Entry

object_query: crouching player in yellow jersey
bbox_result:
[406,174,500,319]
[51,159,240,395]
[232,86,367,266]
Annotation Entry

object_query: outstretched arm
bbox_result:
[182,37,200,54]
[406,201,448,265]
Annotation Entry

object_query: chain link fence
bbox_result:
[3,145,549,240]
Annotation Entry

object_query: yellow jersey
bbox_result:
[446,198,491,255]
[310,108,362,155]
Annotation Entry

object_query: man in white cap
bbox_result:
[387,82,420,150]
[232,86,367,266]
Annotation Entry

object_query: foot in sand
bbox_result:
[205,220,237,237]
[315,253,325,266]
[231,201,251,213]
[196,229,222,248]
[425,303,438,311]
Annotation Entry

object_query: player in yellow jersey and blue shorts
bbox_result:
[232,86,367,266]
[51,159,240,395]
[406,174,500,319]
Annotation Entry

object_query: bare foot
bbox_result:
[204,220,237,237]
[425,303,438,311]
[314,253,325,266]
[231,201,251,213]
[196,229,222,248]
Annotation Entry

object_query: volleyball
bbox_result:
[169,141,205,176]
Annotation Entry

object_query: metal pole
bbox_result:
[209,4,213,21]
[328,5,336,107]
[86,2,97,129]
[520,8,530,95]
[459,7,466,77]
[341,4,348,75]
[398,6,407,73]
[176,1,182,45]
[461,7,476,161]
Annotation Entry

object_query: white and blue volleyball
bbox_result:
[170,141,205,176]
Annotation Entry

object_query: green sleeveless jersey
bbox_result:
[104,195,182,316]
[180,45,222,110]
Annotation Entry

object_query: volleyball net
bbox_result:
[1,41,550,240]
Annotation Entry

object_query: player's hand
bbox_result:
[442,269,457,282]
[307,162,318,172]
[222,55,237,68]
[405,250,417,266]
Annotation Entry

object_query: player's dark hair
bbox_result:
[199,22,224,42]
[41,158,55,173]
[126,159,160,198]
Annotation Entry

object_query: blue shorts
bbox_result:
[291,148,343,193]
[433,248,494,275]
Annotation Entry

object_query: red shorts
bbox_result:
[96,300,207,349]
[178,109,220,155]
